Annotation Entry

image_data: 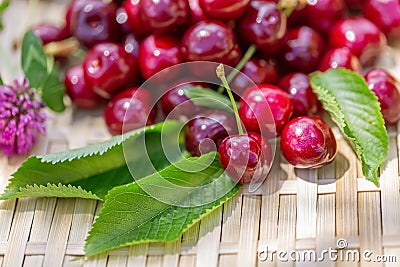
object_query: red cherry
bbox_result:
[198,0,250,21]
[363,0,400,37]
[218,132,272,184]
[345,0,365,9]
[123,0,151,37]
[138,35,184,80]
[123,33,140,59]
[83,43,140,99]
[319,47,362,73]
[31,24,71,45]
[329,17,387,66]
[188,0,209,24]
[65,65,104,109]
[104,87,157,135]
[364,68,400,124]
[280,116,337,168]
[278,73,319,117]
[239,84,294,137]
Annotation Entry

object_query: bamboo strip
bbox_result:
[277,195,296,267]
[107,255,128,267]
[179,222,200,267]
[161,241,180,267]
[127,244,149,267]
[146,255,163,267]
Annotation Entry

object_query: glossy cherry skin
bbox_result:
[182,20,240,66]
[188,0,209,24]
[139,0,190,34]
[280,116,337,168]
[123,0,151,37]
[83,43,140,99]
[116,7,132,35]
[230,58,279,97]
[123,33,140,59]
[199,0,250,21]
[329,17,386,66]
[278,73,319,117]
[218,132,272,184]
[236,1,287,56]
[280,26,326,74]
[32,24,71,45]
[239,84,294,137]
[161,81,204,120]
[319,47,362,73]
[104,87,157,135]
[65,0,89,35]
[364,69,400,124]
[185,110,237,156]
[138,35,184,80]
[65,65,104,109]
[363,0,400,37]
[303,0,346,36]
[69,0,120,48]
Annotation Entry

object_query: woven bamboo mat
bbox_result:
[1,1,400,266]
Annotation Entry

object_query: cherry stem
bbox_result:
[216,64,244,135]
[217,44,257,94]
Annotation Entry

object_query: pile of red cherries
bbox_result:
[32,0,400,184]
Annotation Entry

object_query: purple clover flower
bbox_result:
[0,79,47,156]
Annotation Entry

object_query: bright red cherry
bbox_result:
[319,47,362,73]
[185,110,237,156]
[182,20,241,66]
[280,26,326,74]
[236,1,287,56]
[199,0,250,21]
[104,87,157,135]
[69,0,120,48]
[280,116,337,168]
[363,0,400,37]
[138,35,184,80]
[218,132,272,184]
[329,17,386,66]
[31,24,70,45]
[138,0,190,34]
[303,0,346,36]
[83,43,140,99]
[230,58,279,97]
[364,68,400,124]
[278,73,319,117]
[65,65,104,109]
[123,0,151,37]
[239,84,294,137]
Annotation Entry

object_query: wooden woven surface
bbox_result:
[0,1,400,266]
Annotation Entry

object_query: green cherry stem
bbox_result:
[216,64,244,135]
[217,44,257,94]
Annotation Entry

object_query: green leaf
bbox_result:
[21,31,48,89]
[84,153,239,257]
[0,74,3,85]
[41,64,65,112]
[0,121,184,200]
[310,68,388,185]
[184,86,234,113]
[12,183,98,199]
[0,0,9,31]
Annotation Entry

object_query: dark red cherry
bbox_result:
[123,33,140,59]
[65,65,104,109]
[138,35,184,80]
[280,116,337,168]
[185,110,237,156]
[83,43,140,99]
[182,20,240,66]
[363,0,400,37]
[218,132,272,184]
[236,1,287,56]
[199,0,250,21]
[31,24,71,45]
[116,7,132,35]
[69,0,120,48]
[138,0,190,34]
[303,0,346,36]
[230,58,279,97]
[239,84,294,137]
[188,0,209,24]
[319,47,362,73]
[329,17,386,66]
[280,26,326,74]
[278,73,319,117]
[104,87,157,135]
[161,81,205,121]
[123,0,151,37]
[364,68,400,124]
[345,0,365,9]
[65,0,88,35]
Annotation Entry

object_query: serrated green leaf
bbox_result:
[310,68,388,185]
[41,64,65,112]
[84,153,239,257]
[21,31,48,89]
[13,183,98,199]
[0,121,184,200]
[184,86,234,113]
